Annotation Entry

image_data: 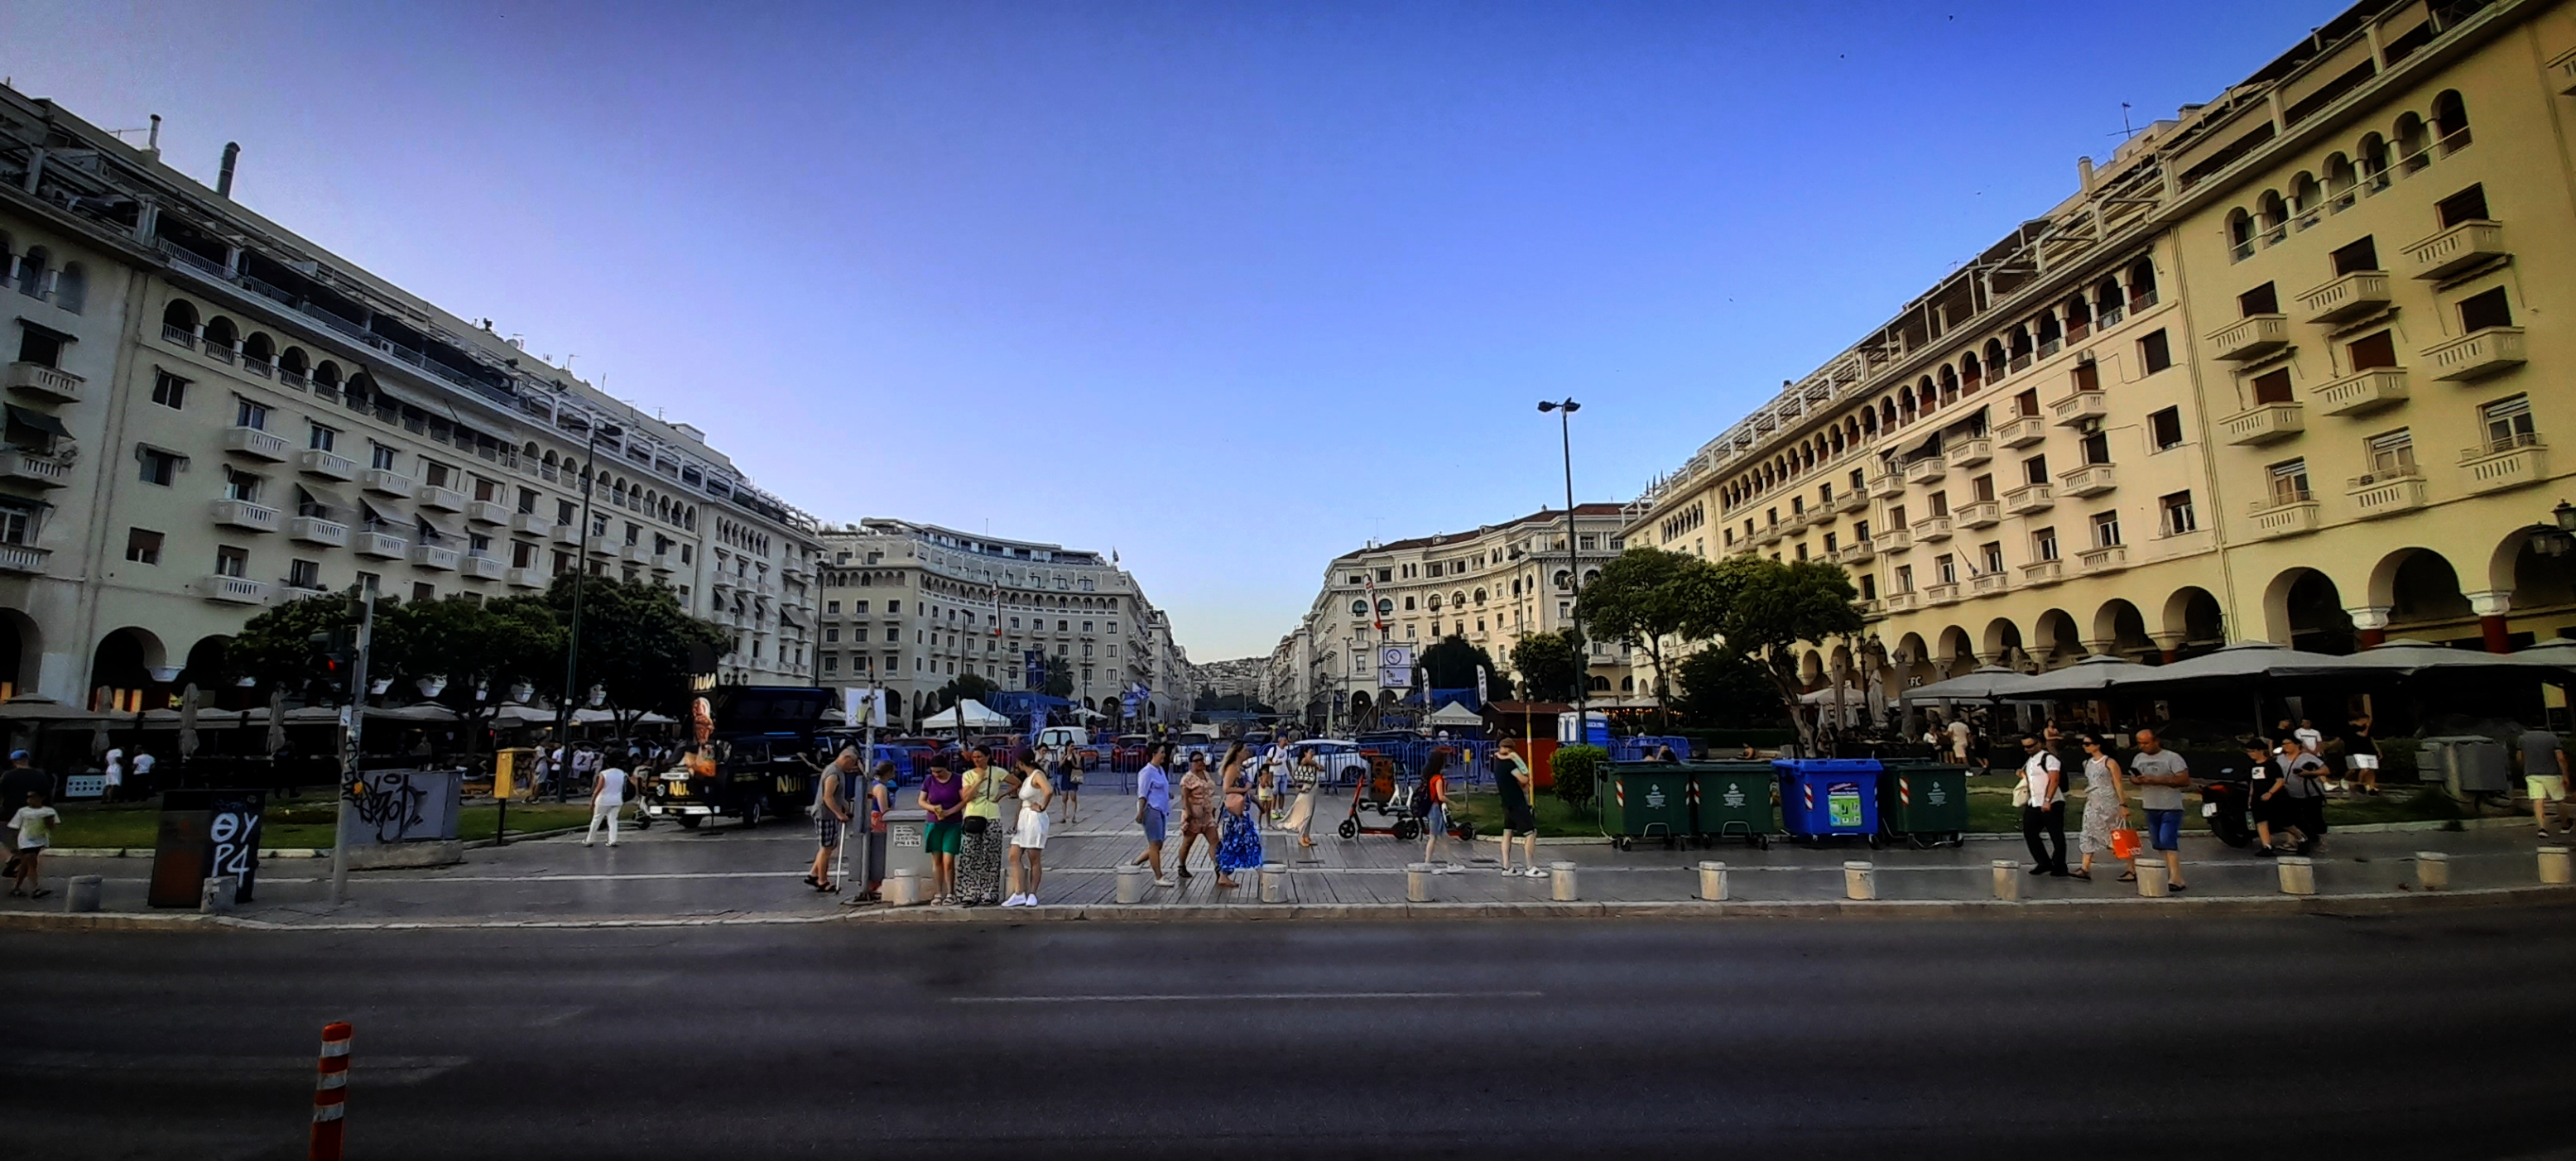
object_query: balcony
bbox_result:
[649,553,678,572]
[409,544,461,571]
[2050,391,2108,427]
[209,498,281,533]
[1924,583,1961,606]
[2002,482,2055,516]
[1956,501,2001,530]
[2406,219,2506,281]
[1831,489,1867,514]
[1910,516,1954,543]
[287,515,348,547]
[358,468,414,497]
[2314,367,2410,416]
[1753,524,1785,547]
[5,362,84,403]
[2057,463,2116,497]
[199,574,271,605]
[551,524,582,547]
[509,511,548,535]
[619,543,650,565]
[0,543,46,573]
[1883,590,1923,612]
[2221,402,2305,446]
[1877,527,1914,554]
[505,566,547,589]
[297,449,358,480]
[0,449,70,488]
[220,426,291,462]
[414,485,467,512]
[1833,540,1875,565]
[1995,415,2047,448]
[2298,271,2393,324]
[1948,437,1992,468]
[2348,471,2429,519]
[584,535,620,558]
[1901,455,1947,486]
[2078,545,2131,573]
[2208,314,2291,362]
[2460,435,2547,495]
[1867,473,1905,501]
[1853,597,1883,618]
[2019,559,2064,587]
[461,554,506,581]
[2425,327,2526,381]
[782,562,813,583]
[2247,496,2322,537]
[353,529,408,558]
[1968,572,2011,596]
[464,500,509,525]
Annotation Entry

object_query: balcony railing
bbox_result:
[2247,495,2322,537]
[1901,455,1947,486]
[1833,540,1874,565]
[1924,582,1961,606]
[506,566,547,588]
[221,426,291,461]
[2057,463,2116,497]
[2208,314,2290,362]
[551,524,583,546]
[2002,482,2055,516]
[209,498,281,533]
[358,468,414,497]
[0,542,49,573]
[1910,516,1954,543]
[2460,434,2546,494]
[288,515,348,547]
[353,529,408,558]
[2406,219,2506,281]
[199,574,271,605]
[1948,437,1992,468]
[2425,327,2526,381]
[1877,527,1914,553]
[410,544,462,571]
[1883,590,1923,612]
[1867,474,1905,500]
[1968,572,2010,595]
[1956,501,2001,529]
[2347,470,2428,519]
[0,449,71,488]
[414,485,467,512]
[1994,415,2046,449]
[2019,559,2064,586]
[464,500,509,525]
[5,361,84,404]
[161,323,197,349]
[2078,545,2131,573]
[2221,402,2305,446]
[2314,367,2409,416]
[2050,391,2107,427]
[2298,271,2393,324]
[1831,490,1867,514]
[461,554,506,580]
[510,512,550,535]
[297,449,358,479]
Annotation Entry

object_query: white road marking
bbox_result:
[10,1053,470,1084]
[951,990,1541,1004]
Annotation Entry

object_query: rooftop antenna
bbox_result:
[2117,103,2139,140]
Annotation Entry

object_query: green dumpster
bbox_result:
[1600,763,1693,851]
[1685,762,1777,849]
[1878,762,1969,847]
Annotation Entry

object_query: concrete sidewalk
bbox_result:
[7,810,2571,930]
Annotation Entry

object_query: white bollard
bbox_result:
[2134,857,2170,898]
[2415,851,2449,891]
[1697,861,1728,901]
[1843,860,1877,901]
[2542,847,2572,885]
[200,876,238,914]
[1260,862,1288,903]
[1550,861,1579,902]
[1992,859,2021,901]
[1406,861,1435,903]
[65,874,103,913]
[882,869,921,906]
[1116,863,1149,904]
[2278,855,2317,895]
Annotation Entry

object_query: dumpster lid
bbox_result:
[1771,758,1885,773]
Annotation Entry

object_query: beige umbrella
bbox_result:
[178,684,201,758]
[88,697,110,760]
[266,687,287,756]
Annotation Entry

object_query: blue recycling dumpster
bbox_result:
[1775,759,1883,846]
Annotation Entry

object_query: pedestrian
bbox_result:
[1286,749,1324,850]
[1054,745,1084,825]
[128,748,155,800]
[1492,741,1541,877]
[2124,727,2190,891]
[1004,750,1052,907]
[1135,742,1174,888]
[7,789,56,899]
[917,758,965,906]
[584,758,629,847]
[1416,749,1455,871]
[1946,716,1973,765]
[0,751,46,881]
[2071,733,2129,881]
[101,748,124,804]
[2269,735,2331,855]
[2520,723,2569,837]
[2237,736,2286,856]
[958,746,1007,906]
[2342,710,2382,796]
[805,747,855,892]
[1214,742,1263,890]
[1174,752,1218,881]
[2017,733,2067,876]
[1652,745,1679,763]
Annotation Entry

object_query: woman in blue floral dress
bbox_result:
[1214,741,1266,889]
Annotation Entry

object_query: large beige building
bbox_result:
[1268,505,1636,728]
[1621,0,2576,702]
[0,89,822,708]
[814,520,1195,728]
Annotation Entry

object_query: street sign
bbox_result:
[1378,645,1413,692]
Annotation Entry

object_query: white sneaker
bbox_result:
[1000,895,1023,908]
[1153,877,1177,888]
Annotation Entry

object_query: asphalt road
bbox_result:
[15,907,2576,1161]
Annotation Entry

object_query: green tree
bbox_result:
[1041,655,1075,698]
[543,574,728,736]
[392,594,565,771]
[1418,635,1505,699]
[229,588,415,705]
[1510,630,1584,703]
[1674,646,1788,729]
[1576,548,1718,728]
[1694,557,1863,751]
[935,673,997,713]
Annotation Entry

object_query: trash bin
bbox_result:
[1600,763,1692,851]
[1775,759,1882,847]
[493,747,536,799]
[2419,736,2510,799]
[880,808,931,887]
[1684,762,1776,849]
[1877,762,1969,847]
[147,789,267,908]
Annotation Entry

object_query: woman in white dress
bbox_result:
[1004,751,1054,907]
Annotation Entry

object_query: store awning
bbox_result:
[296,483,357,521]
[360,495,409,527]
[4,404,71,441]
[416,511,466,542]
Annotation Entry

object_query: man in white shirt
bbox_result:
[585,763,629,847]
[2018,734,2067,876]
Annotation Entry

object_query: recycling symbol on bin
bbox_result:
[1646,786,1666,808]
[1927,784,1949,806]
[1722,786,1747,808]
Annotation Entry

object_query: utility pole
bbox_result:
[1538,399,1586,744]
[330,588,374,907]
[551,420,615,803]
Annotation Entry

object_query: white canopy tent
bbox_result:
[1423,701,1483,728]
[920,698,1010,730]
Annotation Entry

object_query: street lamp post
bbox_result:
[1536,399,1586,743]
[550,419,618,804]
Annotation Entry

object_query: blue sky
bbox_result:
[7,0,2343,660]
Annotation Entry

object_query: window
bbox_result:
[2347,330,2397,372]
[1893,564,1915,592]
[125,527,162,564]
[2014,388,2040,418]
[412,583,435,603]
[2032,526,2059,562]
[2022,455,2049,486]
[14,326,63,369]
[1934,554,1957,584]
[827,600,842,614]
[214,545,249,578]
[2330,236,2379,275]
[2481,395,2535,450]
[2366,429,2416,477]
[2079,433,2110,465]
[2139,330,2172,374]
[369,443,397,471]
[234,398,269,430]
[2458,286,2513,333]
[1376,569,1391,583]
[307,424,337,452]
[1979,540,2004,574]
[422,461,451,487]
[2089,511,2123,548]
[151,372,188,410]
[1971,474,1996,502]
[2436,184,2488,229]
[288,559,322,589]
[2071,360,2100,393]
[853,600,868,615]
[2238,283,2280,317]
[2160,491,2198,535]
[223,466,262,503]
[2148,407,2184,451]
[1887,505,1908,529]
[0,504,32,547]
[2267,458,2312,506]
[824,626,839,643]
[2250,368,2293,405]
[1857,574,1877,601]
[887,600,900,613]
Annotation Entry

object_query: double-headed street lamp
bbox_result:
[550,418,621,804]
[1536,399,1585,739]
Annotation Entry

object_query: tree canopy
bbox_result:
[1576,547,1719,726]
[544,574,728,732]
[1509,630,1584,703]
[1697,557,1862,748]
[1675,646,1789,729]
[1419,634,1504,696]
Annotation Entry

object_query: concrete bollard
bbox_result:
[1697,861,1728,901]
[1992,860,2021,901]
[200,876,237,914]
[2134,858,2170,898]
[1406,862,1435,903]
[65,874,103,913]
[1843,861,1877,901]
[2415,851,2449,891]
[2277,855,2316,895]
[1259,862,1288,903]
[882,869,921,906]
[1550,861,1579,902]
[2542,846,2572,885]
[1115,864,1149,904]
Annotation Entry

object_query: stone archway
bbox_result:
[2091,598,2155,661]
[2369,547,2477,648]
[89,626,168,712]
[2161,587,2227,660]
[2264,569,2357,655]
[0,607,38,699]
[1981,617,2026,671]
[2032,608,2084,669]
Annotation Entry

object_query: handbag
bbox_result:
[962,815,989,834]
[2110,826,2141,861]
[2011,781,2031,808]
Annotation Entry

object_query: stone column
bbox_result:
[2465,591,2514,654]
[2149,631,2186,664]
[2345,606,2391,650]
[2081,639,2117,660]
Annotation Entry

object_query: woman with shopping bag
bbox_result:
[2073,732,2132,881]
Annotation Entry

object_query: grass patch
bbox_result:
[48,800,591,849]
[1448,792,1606,839]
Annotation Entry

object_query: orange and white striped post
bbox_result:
[310,1021,353,1160]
